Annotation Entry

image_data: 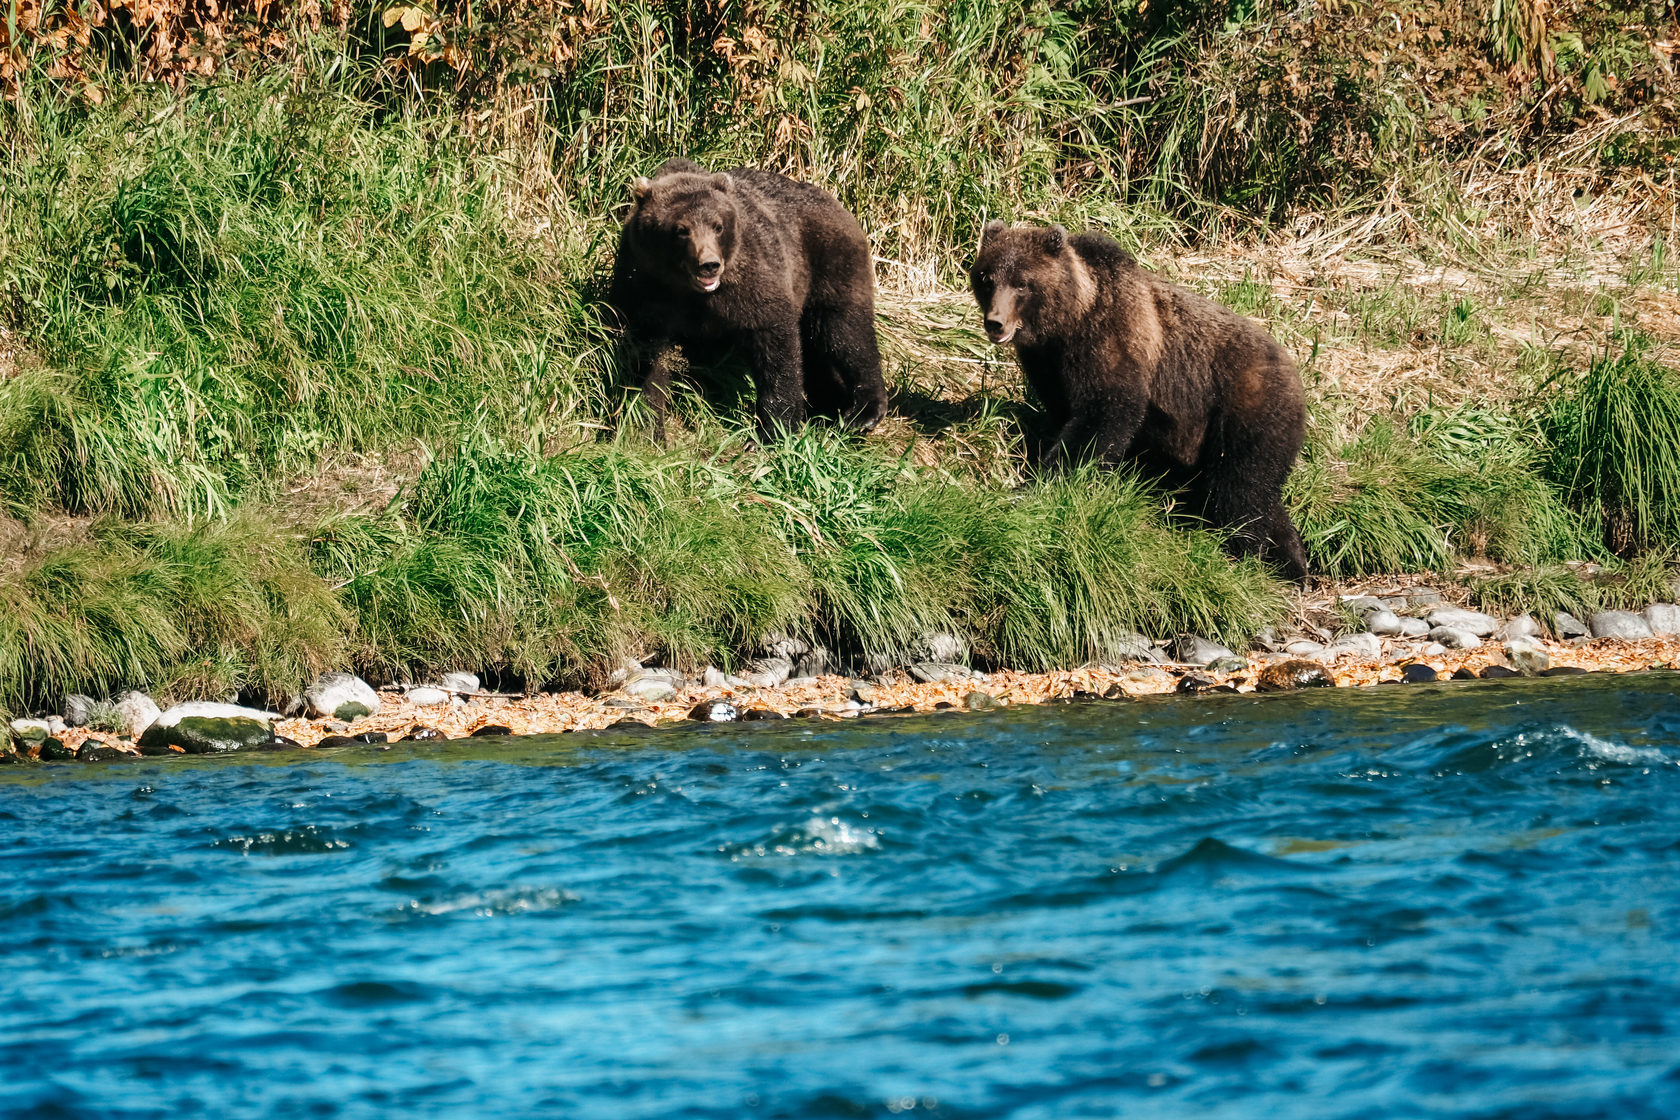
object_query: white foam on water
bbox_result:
[1554,726,1673,767]
[398,886,576,918]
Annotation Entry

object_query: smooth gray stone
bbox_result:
[1341,596,1386,615]
[1173,635,1235,666]
[62,694,96,728]
[701,666,726,688]
[909,662,974,684]
[1205,655,1248,674]
[906,631,969,665]
[1409,589,1447,606]
[1426,607,1499,637]
[1554,612,1590,639]
[151,701,279,727]
[143,717,272,755]
[760,632,810,660]
[404,687,452,707]
[436,671,480,693]
[9,719,49,744]
[1421,641,1448,657]
[1503,639,1550,675]
[1284,640,1325,656]
[114,691,162,737]
[1643,603,1680,637]
[1428,626,1482,650]
[1364,609,1403,636]
[1397,617,1431,638]
[304,672,381,720]
[1325,632,1383,659]
[1589,610,1654,640]
[1496,614,1541,641]
[1110,633,1161,663]
[738,656,793,690]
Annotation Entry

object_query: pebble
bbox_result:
[701,666,727,688]
[1428,626,1482,650]
[909,662,974,684]
[1643,603,1680,637]
[1173,635,1235,666]
[1256,660,1334,691]
[1284,640,1325,656]
[1554,612,1591,639]
[1420,642,1448,656]
[1479,665,1520,679]
[1397,617,1431,638]
[1426,607,1499,637]
[782,676,821,689]
[62,694,96,728]
[1205,655,1248,673]
[304,672,382,721]
[436,671,480,694]
[471,725,514,737]
[1341,595,1387,615]
[1325,632,1383,659]
[1400,663,1438,683]
[1451,668,1478,680]
[964,692,1002,711]
[1503,638,1550,676]
[1589,611,1654,640]
[1409,589,1447,606]
[690,700,740,722]
[114,691,161,737]
[1364,609,1403,636]
[405,687,452,706]
[1496,614,1541,641]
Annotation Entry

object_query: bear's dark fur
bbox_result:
[610,158,888,439]
[970,222,1309,580]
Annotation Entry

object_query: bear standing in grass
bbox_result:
[610,158,888,440]
[970,221,1309,580]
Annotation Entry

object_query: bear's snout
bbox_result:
[984,317,1017,344]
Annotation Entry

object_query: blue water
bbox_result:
[3,674,1679,1119]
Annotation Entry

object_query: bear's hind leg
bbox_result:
[1197,448,1310,582]
[800,313,852,423]
[812,302,887,433]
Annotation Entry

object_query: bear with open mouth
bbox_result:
[610,158,888,441]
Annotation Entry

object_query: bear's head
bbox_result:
[625,167,739,294]
[969,222,1090,346]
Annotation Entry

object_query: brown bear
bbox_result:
[970,221,1309,580]
[610,158,888,440]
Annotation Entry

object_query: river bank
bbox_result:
[14,634,1678,762]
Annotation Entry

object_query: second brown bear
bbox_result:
[970,221,1309,580]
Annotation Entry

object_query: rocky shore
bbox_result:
[7,588,1680,763]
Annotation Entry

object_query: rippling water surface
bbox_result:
[3,674,1679,1119]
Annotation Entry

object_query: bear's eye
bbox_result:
[711,221,724,234]
[676,224,691,238]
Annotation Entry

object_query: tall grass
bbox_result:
[310,436,1284,688]
[0,516,347,713]
[1286,405,1592,578]
[0,71,603,521]
[1542,333,1680,554]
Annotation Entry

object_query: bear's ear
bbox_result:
[980,219,1005,246]
[631,176,654,203]
[1044,225,1067,253]
[712,172,733,193]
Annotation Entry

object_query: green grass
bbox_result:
[1542,333,1680,554]
[2,11,1679,715]
[1285,404,1593,578]
[307,436,1284,691]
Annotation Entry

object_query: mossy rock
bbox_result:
[332,701,372,721]
[39,737,76,761]
[139,716,274,755]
